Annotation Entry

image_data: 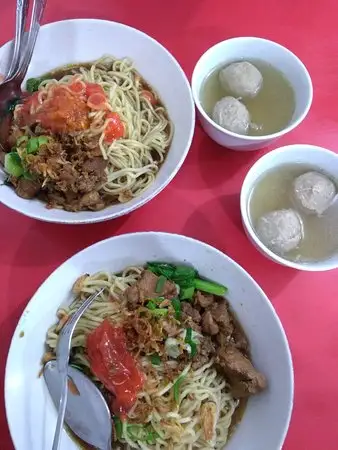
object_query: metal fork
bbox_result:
[52,288,105,450]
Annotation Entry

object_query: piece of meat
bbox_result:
[80,191,105,210]
[194,291,215,309]
[210,299,234,336]
[181,302,201,323]
[192,335,215,370]
[232,323,250,354]
[215,345,267,398]
[82,157,107,175]
[15,178,41,199]
[201,311,219,335]
[162,320,180,337]
[124,270,177,309]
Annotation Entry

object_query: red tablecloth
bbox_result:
[1,1,338,449]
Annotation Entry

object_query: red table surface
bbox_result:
[1,1,338,449]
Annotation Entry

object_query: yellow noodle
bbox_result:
[44,267,238,449]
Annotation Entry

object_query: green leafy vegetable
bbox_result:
[23,171,34,180]
[113,416,123,440]
[147,262,175,279]
[185,327,197,357]
[194,278,228,296]
[151,308,168,317]
[171,298,181,320]
[146,301,157,311]
[26,77,44,93]
[26,136,49,154]
[150,354,161,365]
[16,135,29,146]
[155,275,166,293]
[173,374,185,404]
[180,286,195,301]
[4,152,24,177]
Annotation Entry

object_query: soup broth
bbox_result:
[248,163,338,262]
[200,59,296,136]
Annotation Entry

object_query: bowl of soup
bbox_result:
[241,144,338,270]
[191,37,313,151]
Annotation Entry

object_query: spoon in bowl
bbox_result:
[44,360,113,450]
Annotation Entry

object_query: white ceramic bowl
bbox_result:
[241,144,338,271]
[0,19,195,224]
[5,232,293,450]
[191,37,313,151]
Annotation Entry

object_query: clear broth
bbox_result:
[249,163,338,262]
[200,59,296,136]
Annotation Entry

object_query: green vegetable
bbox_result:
[113,416,123,440]
[23,171,34,180]
[171,298,181,320]
[146,301,157,310]
[147,297,165,304]
[151,308,168,317]
[16,135,29,146]
[26,77,43,93]
[150,354,161,365]
[185,327,197,357]
[27,136,49,154]
[155,275,166,293]
[147,262,175,279]
[194,278,228,296]
[180,286,195,301]
[4,152,24,177]
[126,423,159,443]
[173,374,185,404]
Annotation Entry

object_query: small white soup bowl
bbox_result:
[241,144,338,271]
[191,37,313,151]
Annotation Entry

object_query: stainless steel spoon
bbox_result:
[44,360,113,450]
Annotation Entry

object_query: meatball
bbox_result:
[256,209,303,254]
[219,61,263,98]
[212,96,250,135]
[293,171,336,215]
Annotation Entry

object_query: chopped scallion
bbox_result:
[180,286,195,301]
[173,375,185,404]
[150,354,161,365]
[171,298,181,320]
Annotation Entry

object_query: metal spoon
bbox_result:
[0,0,47,148]
[44,361,113,450]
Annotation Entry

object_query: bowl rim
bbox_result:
[5,231,294,449]
[240,143,338,271]
[0,18,195,224]
[191,36,313,142]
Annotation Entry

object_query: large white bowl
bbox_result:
[0,19,195,224]
[5,232,293,450]
[241,144,338,271]
[191,37,313,151]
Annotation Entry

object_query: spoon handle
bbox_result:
[14,0,47,82]
[6,0,29,80]
[52,372,68,450]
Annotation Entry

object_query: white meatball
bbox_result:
[256,209,303,254]
[219,61,263,98]
[212,96,250,135]
[293,171,336,215]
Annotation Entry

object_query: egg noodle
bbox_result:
[44,268,238,450]
[16,56,173,203]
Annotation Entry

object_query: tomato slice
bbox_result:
[87,93,107,110]
[68,81,86,95]
[105,112,125,142]
[141,90,157,105]
[86,320,144,417]
[85,82,105,97]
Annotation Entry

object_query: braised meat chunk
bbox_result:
[125,270,177,309]
[216,345,267,398]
